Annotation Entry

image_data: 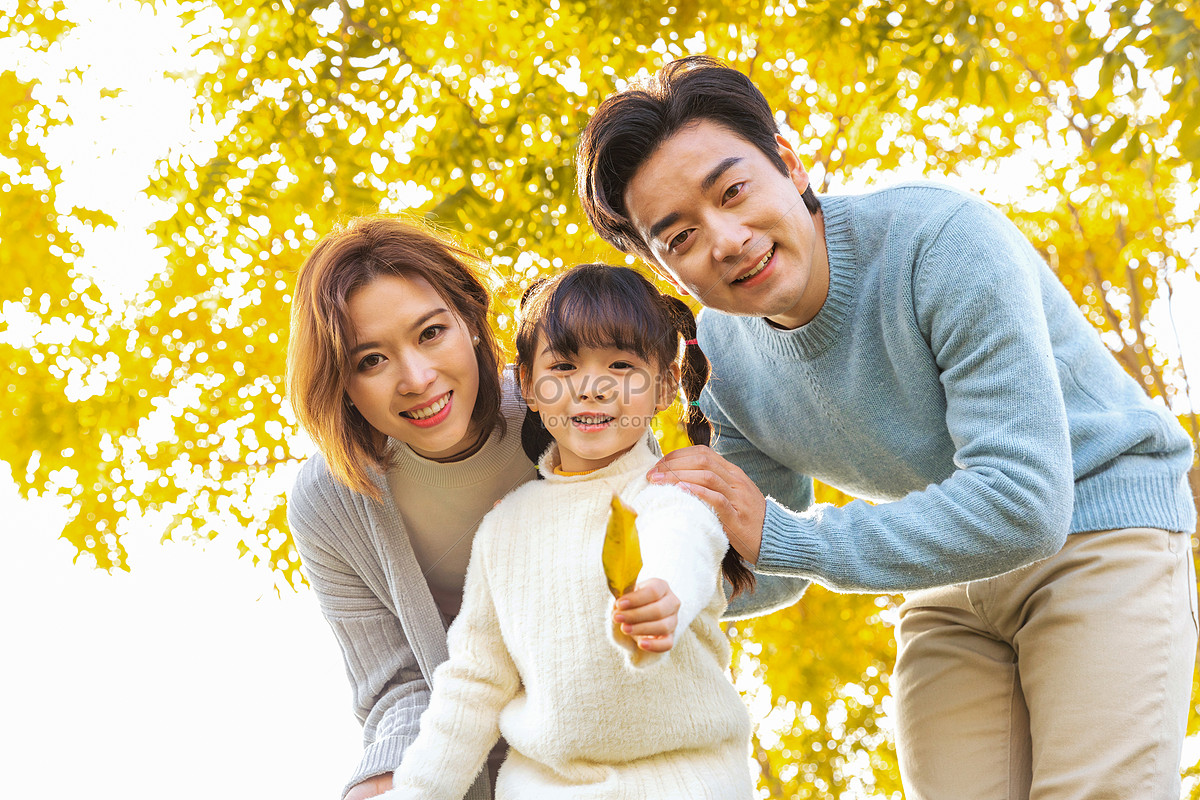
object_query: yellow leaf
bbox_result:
[602,494,641,598]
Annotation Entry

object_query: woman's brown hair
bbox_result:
[287,217,504,498]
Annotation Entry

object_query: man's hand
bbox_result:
[647,445,766,564]
[344,773,392,800]
[613,577,680,652]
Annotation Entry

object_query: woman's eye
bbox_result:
[722,182,745,203]
[419,324,446,343]
[357,353,384,370]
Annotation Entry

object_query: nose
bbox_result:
[710,214,753,264]
[394,352,436,396]
[573,372,612,402]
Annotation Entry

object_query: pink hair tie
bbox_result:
[683,339,698,346]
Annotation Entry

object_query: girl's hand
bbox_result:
[613,578,681,652]
[345,773,393,800]
[647,445,766,564]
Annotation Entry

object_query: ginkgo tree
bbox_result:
[5,0,1198,796]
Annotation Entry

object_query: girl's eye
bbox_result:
[419,324,446,343]
[722,182,745,203]
[610,360,634,370]
[549,362,574,372]
[357,353,384,370]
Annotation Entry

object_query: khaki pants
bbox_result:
[894,527,1198,800]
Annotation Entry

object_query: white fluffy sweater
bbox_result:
[383,437,754,800]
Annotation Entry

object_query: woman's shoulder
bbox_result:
[499,365,527,423]
[287,453,374,531]
[290,452,340,500]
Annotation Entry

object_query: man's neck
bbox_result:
[766,210,830,331]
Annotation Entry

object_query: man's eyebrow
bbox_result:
[646,157,743,242]
[701,157,741,192]
[349,308,449,355]
[649,212,681,241]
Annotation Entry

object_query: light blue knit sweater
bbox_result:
[698,183,1196,592]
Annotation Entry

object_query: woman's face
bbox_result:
[344,274,482,461]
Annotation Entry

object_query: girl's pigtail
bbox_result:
[662,295,756,599]
[517,277,555,469]
[520,406,555,467]
[663,296,712,448]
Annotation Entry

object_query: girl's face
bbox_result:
[523,334,679,473]
[345,274,482,461]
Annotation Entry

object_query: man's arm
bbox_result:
[647,413,810,617]
[649,387,815,566]
[653,200,1073,592]
[723,571,809,620]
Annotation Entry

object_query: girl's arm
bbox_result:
[382,523,520,800]
[609,483,727,667]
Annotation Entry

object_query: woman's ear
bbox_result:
[656,362,682,412]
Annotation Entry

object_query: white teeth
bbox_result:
[403,394,449,420]
[735,245,774,283]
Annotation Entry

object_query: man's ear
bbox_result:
[656,361,682,412]
[776,133,811,196]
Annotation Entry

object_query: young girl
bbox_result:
[380,263,758,799]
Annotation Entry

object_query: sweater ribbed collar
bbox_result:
[537,434,659,486]
[746,194,857,360]
[386,370,528,489]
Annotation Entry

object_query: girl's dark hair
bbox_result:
[515,263,755,597]
[577,55,821,261]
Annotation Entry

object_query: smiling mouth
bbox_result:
[732,244,775,284]
[402,392,451,420]
[571,413,614,429]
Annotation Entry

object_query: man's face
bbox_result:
[623,120,828,330]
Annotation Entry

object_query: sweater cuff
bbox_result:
[606,602,667,670]
[755,498,820,577]
[344,735,414,799]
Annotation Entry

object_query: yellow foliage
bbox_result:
[5,0,1199,794]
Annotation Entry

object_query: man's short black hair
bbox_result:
[577,55,821,261]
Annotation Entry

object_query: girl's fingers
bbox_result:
[615,578,680,621]
[635,634,675,653]
[620,614,677,638]
[615,596,678,624]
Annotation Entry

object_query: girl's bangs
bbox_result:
[538,283,671,364]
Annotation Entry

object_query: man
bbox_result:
[577,55,1197,799]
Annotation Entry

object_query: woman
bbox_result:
[285,217,805,800]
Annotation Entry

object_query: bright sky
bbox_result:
[0,474,361,799]
[2,2,1198,799]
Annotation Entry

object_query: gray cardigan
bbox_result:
[287,380,807,798]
